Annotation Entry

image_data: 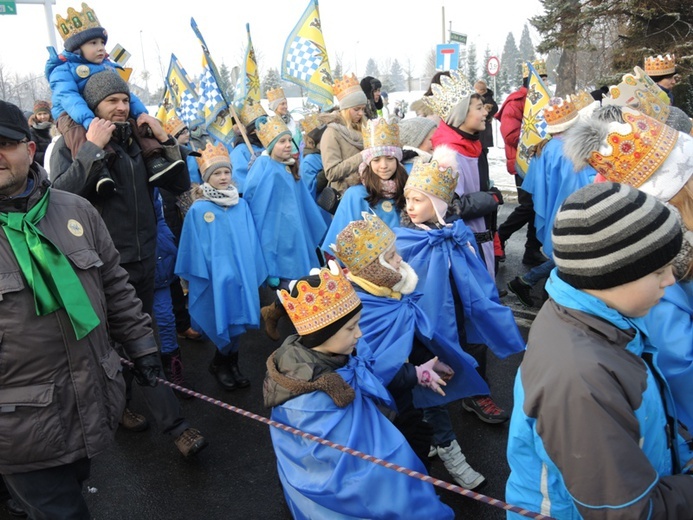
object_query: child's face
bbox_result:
[274,100,288,116]
[35,112,51,123]
[383,247,402,271]
[370,155,397,181]
[405,190,437,224]
[589,264,676,317]
[271,135,293,162]
[314,312,362,356]
[419,129,436,153]
[459,98,488,134]
[80,38,106,64]
[348,105,365,124]
[208,167,232,190]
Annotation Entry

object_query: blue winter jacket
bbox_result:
[45,50,148,129]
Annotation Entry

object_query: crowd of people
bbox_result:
[1,2,693,518]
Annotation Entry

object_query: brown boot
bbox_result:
[120,408,149,432]
[260,302,285,341]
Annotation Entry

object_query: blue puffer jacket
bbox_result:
[153,190,178,290]
[45,50,148,129]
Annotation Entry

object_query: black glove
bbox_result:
[488,186,504,205]
[131,353,162,387]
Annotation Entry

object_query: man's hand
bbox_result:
[131,353,162,387]
[137,114,168,142]
[86,118,115,149]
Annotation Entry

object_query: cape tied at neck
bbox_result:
[201,183,239,207]
[0,189,100,339]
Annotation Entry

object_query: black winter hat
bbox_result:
[83,71,130,111]
[65,26,108,53]
[0,100,31,141]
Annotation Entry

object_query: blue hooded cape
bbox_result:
[321,184,401,254]
[356,289,489,408]
[244,155,327,280]
[395,221,525,357]
[175,198,268,348]
[298,151,332,227]
[230,142,264,193]
[270,351,454,520]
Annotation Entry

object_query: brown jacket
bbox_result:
[318,113,363,195]
[0,165,157,474]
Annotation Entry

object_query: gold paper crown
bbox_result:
[55,3,101,43]
[422,70,473,120]
[256,115,290,149]
[163,117,187,138]
[362,118,401,149]
[543,97,578,129]
[238,100,267,127]
[266,87,286,103]
[333,74,362,102]
[588,108,678,188]
[278,262,362,336]
[522,59,547,78]
[332,212,396,274]
[405,159,458,204]
[644,54,676,77]
[604,66,671,123]
[195,142,230,175]
[300,113,322,134]
[571,90,595,112]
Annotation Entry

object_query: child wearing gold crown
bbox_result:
[398,159,525,427]
[331,212,491,489]
[644,54,678,105]
[175,143,267,391]
[263,261,454,519]
[46,3,185,198]
[230,100,266,194]
[320,117,408,254]
[243,115,328,340]
[267,87,302,157]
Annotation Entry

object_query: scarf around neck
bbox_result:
[201,183,240,207]
[431,121,482,158]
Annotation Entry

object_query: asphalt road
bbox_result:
[1,202,551,520]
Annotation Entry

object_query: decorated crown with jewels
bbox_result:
[331,212,396,274]
[256,115,290,149]
[238,100,267,127]
[588,108,678,188]
[333,74,362,102]
[405,159,458,204]
[543,96,578,131]
[522,59,547,79]
[266,87,286,103]
[571,90,596,112]
[195,142,230,174]
[278,262,362,336]
[422,70,473,120]
[55,3,101,43]
[644,54,676,76]
[603,66,671,123]
[362,118,400,149]
[300,113,323,134]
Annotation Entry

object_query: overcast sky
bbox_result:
[0,0,543,90]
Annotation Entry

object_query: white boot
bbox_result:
[436,440,485,490]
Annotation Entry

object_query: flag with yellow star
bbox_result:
[234,23,261,110]
[516,62,551,177]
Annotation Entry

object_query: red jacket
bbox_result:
[495,86,527,175]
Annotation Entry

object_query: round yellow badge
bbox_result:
[381,201,393,213]
[203,212,215,223]
[76,65,91,79]
[67,219,84,237]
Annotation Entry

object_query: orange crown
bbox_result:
[195,142,230,176]
[300,113,322,134]
[543,97,578,133]
[571,90,595,112]
[333,74,362,102]
[163,117,187,138]
[278,262,362,336]
[266,87,286,103]
[238,100,267,127]
[644,54,676,76]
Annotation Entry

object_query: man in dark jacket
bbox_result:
[474,80,498,149]
[0,100,162,518]
[50,71,206,457]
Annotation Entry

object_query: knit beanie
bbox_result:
[552,182,682,290]
[83,71,129,112]
[398,117,437,149]
[65,26,108,53]
[33,100,51,115]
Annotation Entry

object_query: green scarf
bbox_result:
[0,188,100,339]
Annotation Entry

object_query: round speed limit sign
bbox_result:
[487,56,500,76]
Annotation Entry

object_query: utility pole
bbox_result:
[441,6,445,45]
[17,0,57,49]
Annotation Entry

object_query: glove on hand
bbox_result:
[415,357,447,396]
[488,186,504,205]
[131,353,162,387]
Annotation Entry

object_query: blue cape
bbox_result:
[270,353,454,520]
[357,290,489,408]
[230,142,264,193]
[321,184,401,254]
[299,152,332,227]
[244,155,327,280]
[520,137,596,257]
[175,199,268,347]
[395,221,525,357]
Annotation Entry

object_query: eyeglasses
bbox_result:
[0,139,29,151]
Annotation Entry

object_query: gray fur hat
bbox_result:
[83,71,130,112]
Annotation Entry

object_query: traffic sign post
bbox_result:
[436,44,460,71]
[0,1,17,14]
[487,56,500,76]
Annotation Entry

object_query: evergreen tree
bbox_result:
[499,32,521,94]
[466,43,478,85]
[262,68,282,97]
[364,58,379,78]
[519,24,536,64]
[218,63,233,100]
[389,59,406,91]
[333,60,343,80]
[545,49,561,86]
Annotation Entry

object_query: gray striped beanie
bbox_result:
[552,182,682,289]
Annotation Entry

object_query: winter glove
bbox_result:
[488,186,504,205]
[432,358,455,381]
[131,353,162,387]
[415,357,447,396]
